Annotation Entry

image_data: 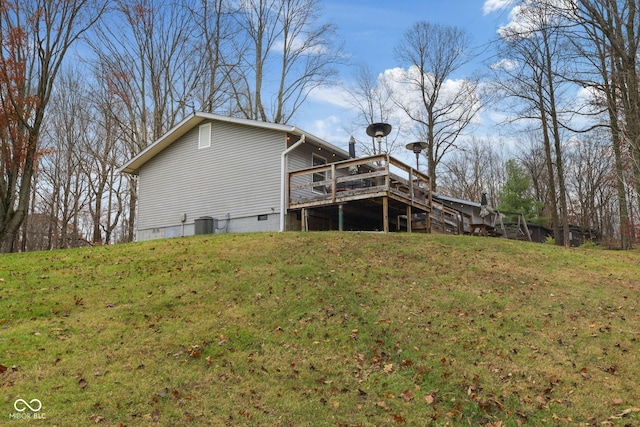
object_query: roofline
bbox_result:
[119,112,348,175]
[433,193,481,208]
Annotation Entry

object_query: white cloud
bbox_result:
[497,5,534,38]
[307,84,353,110]
[308,115,346,143]
[299,65,491,155]
[490,58,519,71]
[272,38,331,56]
[483,0,515,15]
[570,85,606,127]
[379,66,483,130]
[295,87,354,146]
[496,0,574,39]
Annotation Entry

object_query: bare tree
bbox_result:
[564,133,617,241]
[345,65,404,156]
[393,21,481,191]
[90,0,204,241]
[562,0,639,248]
[91,0,203,146]
[491,1,574,246]
[0,0,105,252]
[80,74,127,245]
[190,0,239,113]
[517,132,552,221]
[230,0,343,123]
[37,68,92,249]
[440,138,506,204]
[572,0,640,206]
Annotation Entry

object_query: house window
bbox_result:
[312,153,327,194]
[199,123,211,149]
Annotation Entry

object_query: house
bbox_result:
[120,112,432,241]
[120,112,348,240]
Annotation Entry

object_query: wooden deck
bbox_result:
[287,154,432,232]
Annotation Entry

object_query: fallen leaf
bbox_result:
[393,414,406,424]
[187,345,201,358]
[446,409,461,417]
[613,407,640,418]
[425,394,435,404]
[580,368,591,379]
[400,390,413,401]
[376,401,389,410]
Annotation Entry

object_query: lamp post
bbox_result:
[405,141,428,169]
[366,122,392,155]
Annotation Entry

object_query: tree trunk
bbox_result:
[544,36,570,247]
[539,110,560,243]
[127,177,138,242]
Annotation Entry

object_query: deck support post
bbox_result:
[301,208,308,231]
[338,204,344,231]
[406,205,412,233]
[383,197,389,233]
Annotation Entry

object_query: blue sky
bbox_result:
[322,0,508,74]
[296,0,516,155]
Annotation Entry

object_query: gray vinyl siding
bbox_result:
[288,142,324,171]
[287,139,349,169]
[137,121,285,231]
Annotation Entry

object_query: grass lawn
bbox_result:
[1,232,639,426]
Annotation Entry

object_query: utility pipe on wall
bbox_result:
[280,134,306,232]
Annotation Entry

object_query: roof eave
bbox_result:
[119,112,349,175]
[119,113,206,175]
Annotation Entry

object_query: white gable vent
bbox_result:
[199,122,211,149]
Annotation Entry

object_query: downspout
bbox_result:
[280,134,306,232]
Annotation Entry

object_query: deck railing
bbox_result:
[430,199,465,235]
[288,154,432,211]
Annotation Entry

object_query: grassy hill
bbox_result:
[1,232,639,426]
